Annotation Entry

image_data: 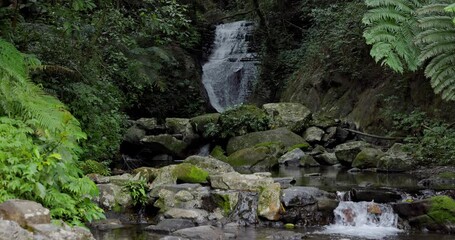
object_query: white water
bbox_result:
[202,21,258,112]
[320,201,403,239]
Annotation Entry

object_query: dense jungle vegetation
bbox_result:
[0,0,454,226]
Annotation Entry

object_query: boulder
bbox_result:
[189,113,220,134]
[226,144,283,171]
[141,134,188,158]
[303,127,325,143]
[281,187,332,207]
[145,219,195,234]
[165,118,199,143]
[273,177,296,189]
[173,163,209,184]
[163,208,208,223]
[334,141,370,167]
[418,172,455,190]
[278,148,305,166]
[315,152,338,165]
[89,219,125,231]
[227,128,307,155]
[0,220,33,240]
[0,200,50,228]
[211,190,239,216]
[210,172,274,192]
[153,185,210,212]
[183,155,234,175]
[299,155,320,168]
[136,118,164,133]
[322,126,337,147]
[173,225,224,240]
[132,167,160,182]
[352,148,384,169]
[262,103,312,132]
[377,143,414,172]
[95,183,133,210]
[258,183,282,220]
[123,125,146,144]
[30,222,95,240]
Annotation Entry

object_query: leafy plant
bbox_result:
[363,0,455,100]
[79,160,111,176]
[123,179,149,207]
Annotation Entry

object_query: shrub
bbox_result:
[79,160,111,176]
[123,179,149,207]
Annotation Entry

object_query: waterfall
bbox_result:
[320,201,402,239]
[202,21,258,112]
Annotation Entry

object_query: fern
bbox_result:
[417,2,455,100]
[363,0,422,73]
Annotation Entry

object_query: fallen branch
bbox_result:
[342,128,404,141]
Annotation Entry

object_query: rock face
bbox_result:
[141,134,188,158]
[226,128,307,155]
[334,141,370,167]
[352,147,384,169]
[377,143,414,172]
[258,183,282,220]
[303,127,325,143]
[0,220,33,240]
[210,172,274,192]
[0,200,50,228]
[184,155,234,175]
[226,144,283,171]
[262,103,312,132]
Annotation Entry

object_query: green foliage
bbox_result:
[428,196,455,224]
[363,0,455,100]
[210,145,228,161]
[205,105,271,138]
[123,179,149,207]
[79,160,111,176]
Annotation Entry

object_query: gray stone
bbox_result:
[0,200,50,228]
[175,191,194,202]
[303,127,325,143]
[269,230,306,240]
[141,134,188,158]
[95,183,133,210]
[146,219,195,234]
[352,147,384,169]
[0,220,33,240]
[163,208,208,222]
[281,187,331,207]
[299,155,320,168]
[210,172,274,192]
[315,152,338,165]
[211,190,239,216]
[273,177,296,189]
[335,141,370,167]
[123,125,146,144]
[262,103,312,132]
[322,127,337,144]
[106,173,136,185]
[258,183,282,220]
[136,118,162,132]
[189,113,220,134]
[89,219,124,231]
[226,144,283,171]
[227,128,307,155]
[165,118,199,144]
[278,148,305,166]
[30,222,95,240]
[183,155,234,175]
[377,143,414,172]
[173,225,224,240]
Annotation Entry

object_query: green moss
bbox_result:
[213,193,232,215]
[210,145,228,161]
[226,147,270,167]
[428,196,455,224]
[438,172,455,179]
[79,160,111,176]
[172,163,209,183]
[112,202,123,213]
[287,143,310,152]
[284,223,295,229]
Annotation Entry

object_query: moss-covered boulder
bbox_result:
[227,128,308,155]
[183,155,234,175]
[132,167,160,182]
[299,155,320,168]
[210,172,274,192]
[226,143,284,171]
[190,113,220,134]
[210,145,228,162]
[165,118,199,143]
[172,163,209,184]
[262,103,312,132]
[352,148,384,169]
[334,141,371,167]
[140,134,188,158]
[377,143,414,172]
[258,183,282,221]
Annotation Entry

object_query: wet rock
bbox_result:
[418,173,455,190]
[141,134,188,158]
[262,102,312,132]
[377,143,414,172]
[279,148,305,166]
[228,192,259,225]
[0,220,33,240]
[269,230,306,240]
[335,141,370,167]
[258,183,282,220]
[190,113,220,134]
[273,177,296,189]
[165,118,199,144]
[281,187,331,207]
[123,125,146,144]
[173,225,224,240]
[164,208,208,223]
[0,200,50,228]
[136,118,163,133]
[303,127,325,143]
[146,219,196,234]
[352,148,384,169]
[184,155,234,175]
[349,188,402,203]
[322,127,337,146]
[317,198,339,214]
[226,143,283,171]
[315,152,338,165]
[209,172,274,192]
[299,155,320,168]
[226,128,307,155]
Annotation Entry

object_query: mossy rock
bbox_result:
[438,172,455,179]
[183,155,234,175]
[215,105,271,138]
[226,143,284,170]
[227,128,307,155]
[352,148,384,169]
[428,196,455,225]
[262,102,312,132]
[210,145,228,162]
[140,134,188,158]
[190,113,220,134]
[212,191,239,216]
[287,143,310,152]
[172,163,209,183]
[132,167,160,182]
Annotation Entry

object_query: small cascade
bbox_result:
[202,21,258,112]
[196,144,210,157]
[321,201,402,239]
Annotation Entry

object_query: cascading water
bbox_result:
[321,201,403,239]
[202,21,258,112]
